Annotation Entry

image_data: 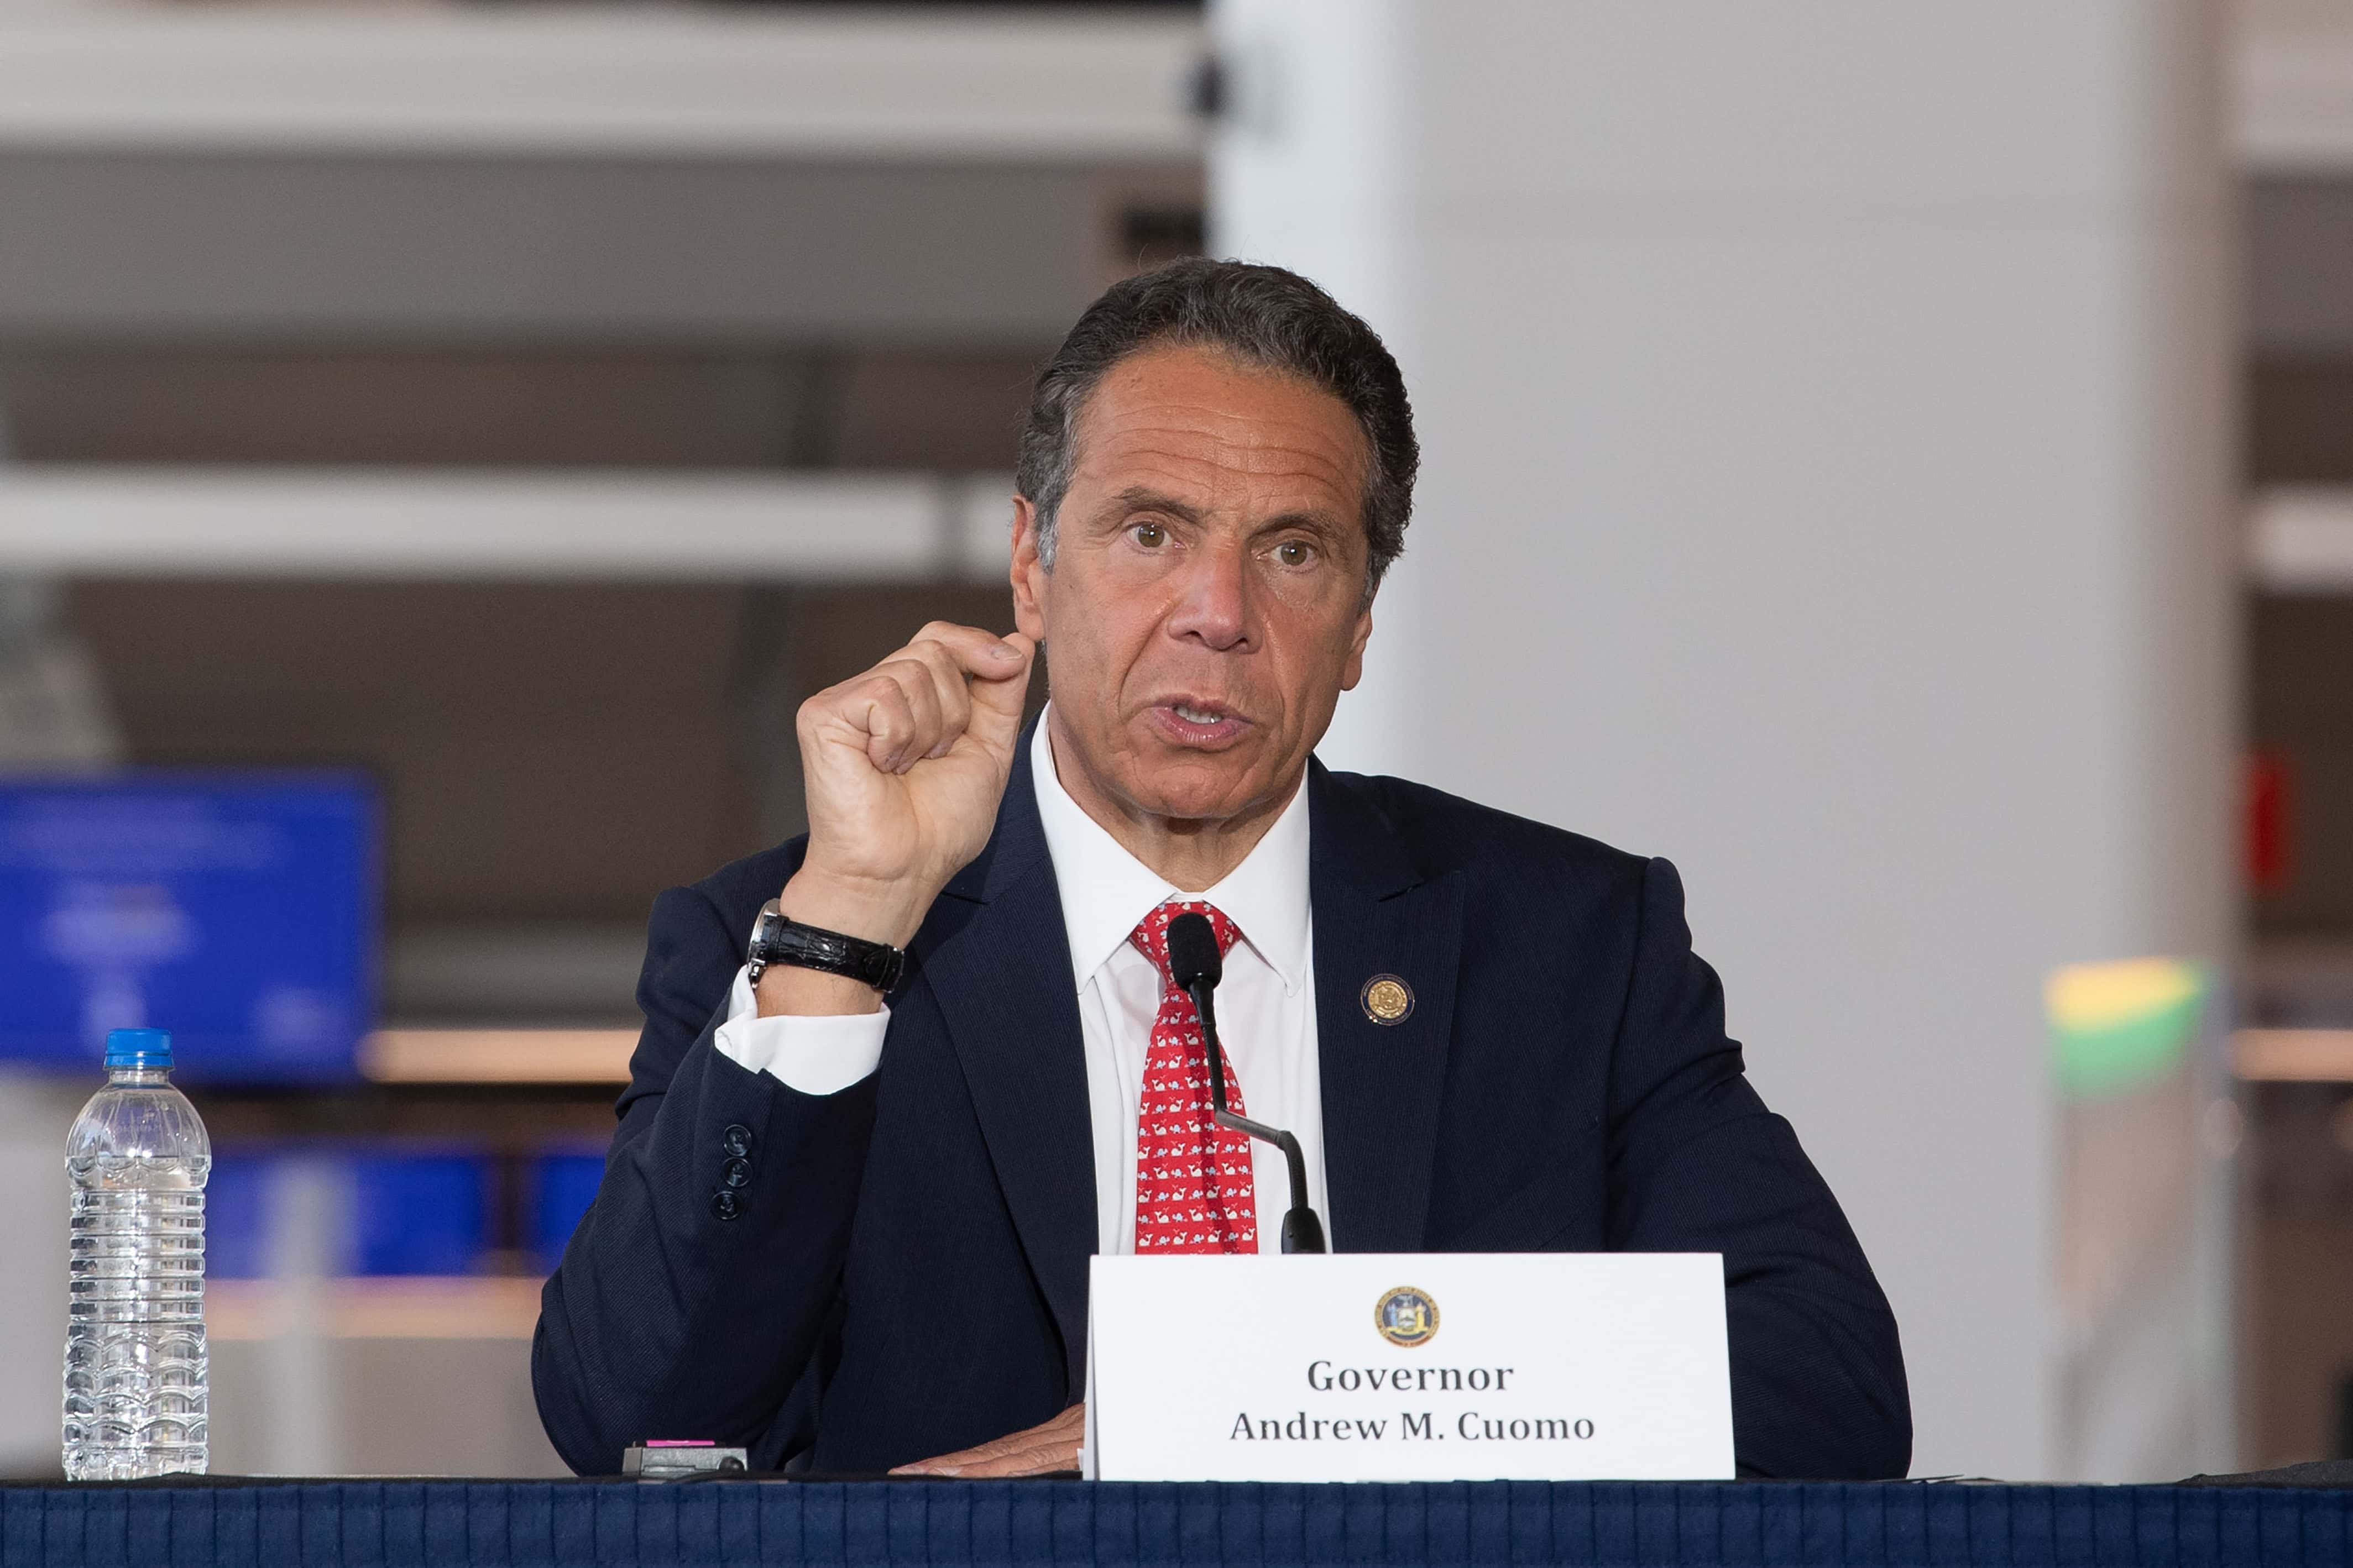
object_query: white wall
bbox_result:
[1214,0,2234,1480]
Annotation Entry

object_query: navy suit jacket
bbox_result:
[534,731,1911,1479]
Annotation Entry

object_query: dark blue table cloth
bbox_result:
[3,1480,2346,1567]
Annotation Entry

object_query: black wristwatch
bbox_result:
[746,899,907,993]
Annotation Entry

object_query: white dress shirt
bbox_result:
[713,711,1330,1255]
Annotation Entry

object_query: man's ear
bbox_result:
[1338,595,1375,691]
[1010,495,1049,643]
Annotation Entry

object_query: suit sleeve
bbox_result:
[1604,857,1912,1480]
[531,882,879,1475]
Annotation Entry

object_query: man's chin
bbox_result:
[1117,757,1291,827]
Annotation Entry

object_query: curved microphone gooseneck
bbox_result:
[1164,911,1327,1254]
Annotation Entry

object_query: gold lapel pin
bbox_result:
[1361,974,1414,1025]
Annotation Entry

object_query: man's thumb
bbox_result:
[964,630,1040,743]
[970,633,1036,721]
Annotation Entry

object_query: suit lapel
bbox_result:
[914,726,1097,1391]
[1309,762,1464,1254]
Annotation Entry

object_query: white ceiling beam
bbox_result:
[2250,486,2353,592]
[0,466,1015,581]
[2239,0,2353,173]
[13,6,2353,176]
[0,4,1206,162]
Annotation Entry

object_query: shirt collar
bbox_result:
[1028,708,1313,997]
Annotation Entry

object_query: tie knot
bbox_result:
[1129,900,1241,987]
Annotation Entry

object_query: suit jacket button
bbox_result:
[720,1156,752,1189]
[721,1124,754,1157]
[710,1190,742,1221]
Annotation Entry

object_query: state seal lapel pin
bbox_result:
[1360,974,1414,1025]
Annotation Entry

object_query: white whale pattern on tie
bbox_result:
[1130,900,1257,1253]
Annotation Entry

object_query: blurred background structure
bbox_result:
[1214,0,2240,1487]
[0,0,2346,1484]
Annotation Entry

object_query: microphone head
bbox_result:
[1165,911,1223,990]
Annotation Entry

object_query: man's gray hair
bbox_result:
[1016,258,1419,596]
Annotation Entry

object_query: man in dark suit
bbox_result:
[533,259,1911,1481]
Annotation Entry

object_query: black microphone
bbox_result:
[1165,911,1327,1254]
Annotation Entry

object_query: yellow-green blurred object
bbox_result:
[2047,958,2208,1102]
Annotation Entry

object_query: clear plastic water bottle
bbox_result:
[62,1027,210,1480]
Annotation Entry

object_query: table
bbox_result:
[4,1479,2346,1567]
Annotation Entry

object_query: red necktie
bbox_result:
[1128,901,1257,1254]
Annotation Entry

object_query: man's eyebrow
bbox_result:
[1253,509,1348,541]
[1096,486,1208,526]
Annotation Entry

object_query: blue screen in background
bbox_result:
[0,773,377,1081]
[530,1151,606,1275]
[349,1153,487,1276]
[206,1149,493,1279]
[205,1154,274,1279]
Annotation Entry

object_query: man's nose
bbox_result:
[1165,537,1253,651]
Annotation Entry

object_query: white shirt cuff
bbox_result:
[711,964,889,1096]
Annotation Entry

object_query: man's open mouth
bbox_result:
[1151,700,1249,743]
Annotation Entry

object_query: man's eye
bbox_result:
[1132,522,1168,548]
[1275,541,1315,567]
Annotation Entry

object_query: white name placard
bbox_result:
[1084,1252,1732,1482]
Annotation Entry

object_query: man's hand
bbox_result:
[761,623,1034,1016]
[888,1403,1084,1478]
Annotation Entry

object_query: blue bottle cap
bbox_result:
[103,1028,172,1071]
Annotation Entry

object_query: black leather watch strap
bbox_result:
[746,899,906,993]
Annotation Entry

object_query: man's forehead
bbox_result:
[1068,345,1369,511]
